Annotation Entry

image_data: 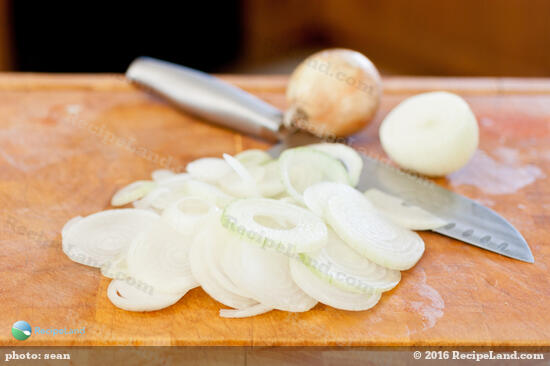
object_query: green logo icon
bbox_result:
[12,321,32,341]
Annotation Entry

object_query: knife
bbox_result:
[126,57,534,263]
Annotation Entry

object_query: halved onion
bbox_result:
[107,279,187,312]
[326,192,425,270]
[290,258,381,311]
[364,189,447,230]
[62,209,160,268]
[308,143,363,186]
[222,198,328,253]
[279,147,350,203]
[126,219,198,294]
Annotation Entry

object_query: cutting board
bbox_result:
[1,74,549,346]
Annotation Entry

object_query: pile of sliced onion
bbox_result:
[62,143,438,317]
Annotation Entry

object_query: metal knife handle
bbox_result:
[126,57,284,141]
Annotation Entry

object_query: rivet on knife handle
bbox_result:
[126,57,284,142]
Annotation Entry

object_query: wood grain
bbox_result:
[0,74,549,346]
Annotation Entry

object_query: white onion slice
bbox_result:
[111,180,157,206]
[186,158,233,183]
[151,169,176,182]
[61,215,82,237]
[309,143,363,186]
[222,198,328,253]
[107,279,187,312]
[162,197,217,236]
[326,192,425,270]
[290,259,381,311]
[279,147,350,203]
[257,161,285,197]
[364,189,447,230]
[235,149,272,166]
[219,303,273,318]
[218,165,265,198]
[190,213,257,309]
[303,182,362,217]
[223,239,317,312]
[126,219,198,294]
[62,209,160,268]
[299,228,400,293]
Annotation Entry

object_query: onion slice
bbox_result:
[219,303,273,318]
[151,169,176,182]
[111,180,157,206]
[235,149,272,166]
[326,192,425,270]
[223,239,317,312]
[364,189,447,230]
[186,157,233,183]
[290,258,381,311]
[303,182,362,217]
[279,147,350,203]
[308,143,363,186]
[62,209,160,268]
[299,228,400,293]
[107,279,187,312]
[161,197,216,236]
[126,219,198,294]
[222,198,328,253]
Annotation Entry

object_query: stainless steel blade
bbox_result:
[268,134,534,263]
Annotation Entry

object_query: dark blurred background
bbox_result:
[0,0,548,76]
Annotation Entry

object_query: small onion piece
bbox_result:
[107,279,186,312]
[235,149,272,166]
[308,143,363,186]
[279,147,350,204]
[111,180,157,206]
[62,209,160,268]
[126,219,198,294]
[290,258,381,311]
[222,198,328,253]
[186,157,233,183]
[364,189,447,230]
[326,192,425,270]
[151,169,176,182]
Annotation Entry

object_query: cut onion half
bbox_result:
[364,189,447,230]
[326,192,425,270]
[126,219,198,294]
[279,147,350,203]
[299,228,400,293]
[309,143,363,186]
[62,209,160,268]
[111,180,157,206]
[107,279,187,312]
[222,198,328,253]
[290,258,381,311]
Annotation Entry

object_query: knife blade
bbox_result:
[126,57,534,263]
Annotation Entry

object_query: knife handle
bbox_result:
[126,57,283,141]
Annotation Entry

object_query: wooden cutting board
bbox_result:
[1,74,549,346]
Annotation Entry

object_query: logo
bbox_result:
[12,321,32,341]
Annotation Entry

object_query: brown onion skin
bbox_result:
[285,49,382,138]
